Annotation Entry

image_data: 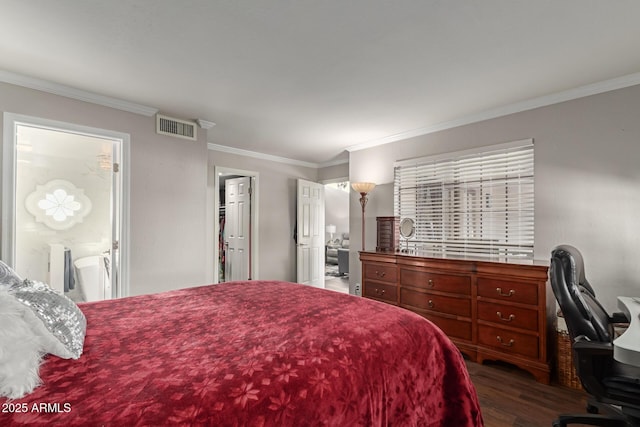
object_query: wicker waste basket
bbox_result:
[556,330,582,390]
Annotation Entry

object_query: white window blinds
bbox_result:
[394,139,534,259]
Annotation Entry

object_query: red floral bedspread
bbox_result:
[2,281,482,426]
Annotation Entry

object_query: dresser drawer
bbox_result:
[364,262,397,284]
[477,301,538,331]
[477,277,538,305]
[400,288,471,317]
[477,325,539,359]
[400,268,471,294]
[363,282,397,304]
[422,313,472,341]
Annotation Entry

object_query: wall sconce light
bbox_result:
[351,182,376,251]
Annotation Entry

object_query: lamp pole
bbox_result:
[351,182,376,251]
[358,192,368,251]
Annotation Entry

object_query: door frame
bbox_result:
[1,112,130,298]
[212,166,259,284]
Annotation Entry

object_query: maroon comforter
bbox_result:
[2,281,482,426]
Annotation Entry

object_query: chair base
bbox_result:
[553,400,639,427]
[552,413,629,427]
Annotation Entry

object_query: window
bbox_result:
[394,139,534,259]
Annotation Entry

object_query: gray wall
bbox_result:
[318,162,348,182]
[0,82,209,296]
[349,84,640,312]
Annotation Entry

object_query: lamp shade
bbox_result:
[351,182,376,194]
[326,224,336,234]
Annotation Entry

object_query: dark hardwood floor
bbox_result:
[467,360,591,427]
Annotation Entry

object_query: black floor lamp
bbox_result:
[351,182,376,251]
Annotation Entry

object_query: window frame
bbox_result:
[393,139,534,260]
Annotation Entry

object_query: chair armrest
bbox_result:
[573,337,613,356]
[609,311,629,325]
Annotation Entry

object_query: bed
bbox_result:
[1,280,483,426]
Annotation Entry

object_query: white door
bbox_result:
[225,176,251,281]
[296,179,325,288]
[1,115,128,300]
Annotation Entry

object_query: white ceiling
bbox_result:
[2,1,640,166]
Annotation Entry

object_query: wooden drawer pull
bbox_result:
[426,279,434,288]
[496,336,515,347]
[428,299,434,309]
[496,287,515,297]
[375,270,386,278]
[374,288,385,296]
[496,311,515,322]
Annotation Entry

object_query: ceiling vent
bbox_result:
[156,114,197,141]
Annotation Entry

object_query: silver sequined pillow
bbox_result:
[0,260,22,290]
[10,279,86,359]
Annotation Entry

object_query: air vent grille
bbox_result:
[156,114,197,141]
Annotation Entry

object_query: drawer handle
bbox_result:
[496,287,515,297]
[496,336,515,347]
[374,288,386,296]
[496,311,515,322]
[426,279,434,288]
[375,270,386,278]
[428,299,434,309]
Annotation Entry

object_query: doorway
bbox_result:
[323,180,349,294]
[2,113,129,301]
[214,167,258,283]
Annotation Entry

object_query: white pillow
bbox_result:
[0,291,46,399]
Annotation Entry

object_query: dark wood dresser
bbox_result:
[360,251,554,384]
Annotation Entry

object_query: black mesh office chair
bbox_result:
[550,245,640,427]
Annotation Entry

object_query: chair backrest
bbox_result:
[563,244,597,297]
[549,245,613,343]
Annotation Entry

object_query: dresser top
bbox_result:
[360,250,550,268]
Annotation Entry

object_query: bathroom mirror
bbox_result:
[399,218,415,239]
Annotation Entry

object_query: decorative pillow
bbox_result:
[0,290,45,398]
[0,260,22,290]
[9,279,86,360]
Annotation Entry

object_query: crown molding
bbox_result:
[0,70,158,117]
[208,143,317,168]
[208,143,348,169]
[347,72,640,153]
[196,119,216,129]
